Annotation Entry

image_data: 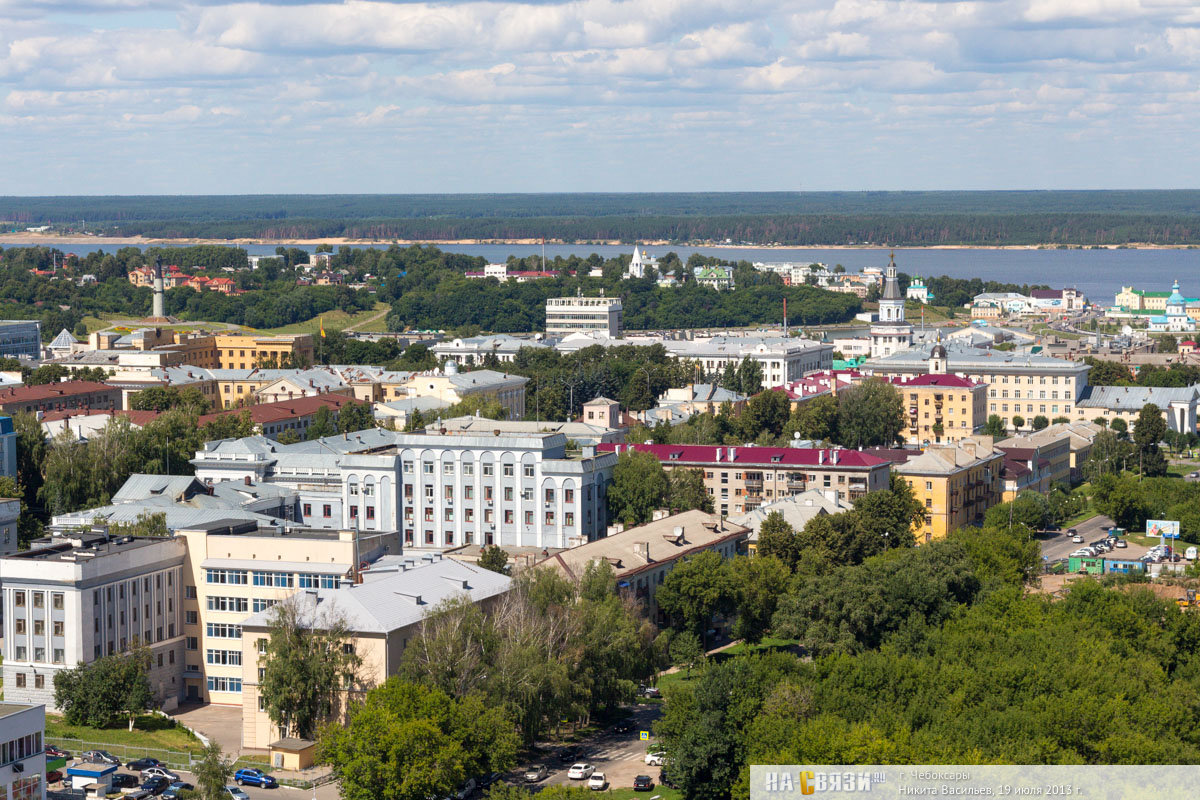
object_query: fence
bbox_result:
[46,736,197,771]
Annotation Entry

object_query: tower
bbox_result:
[628,245,645,279]
[151,257,165,319]
[870,251,914,358]
[928,331,947,374]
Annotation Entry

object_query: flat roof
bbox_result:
[11,535,174,562]
[0,702,39,718]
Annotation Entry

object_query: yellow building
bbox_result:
[237,556,511,750]
[888,373,988,445]
[404,366,528,419]
[894,436,1003,543]
[177,520,400,709]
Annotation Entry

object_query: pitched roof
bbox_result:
[0,381,116,403]
[886,373,982,389]
[597,442,889,469]
[196,393,360,427]
[48,329,77,348]
[1076,384,1200,411]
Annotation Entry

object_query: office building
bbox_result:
[545,295,623,337]
[0,703,45,800]
[403,364,528,419]
[598,443,891,514]
[0,320,42,360]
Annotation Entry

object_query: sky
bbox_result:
[1,0,1198,194]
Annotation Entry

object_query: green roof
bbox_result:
[1134,290,1171,297]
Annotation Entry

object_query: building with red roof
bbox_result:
[197,393,360,440]
[0,381,122,415]
[884,370,989,446]
[596,441,890,515]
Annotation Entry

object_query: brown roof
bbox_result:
[197,393,359,427]
[40,408,160,426]
[0,381,115,403]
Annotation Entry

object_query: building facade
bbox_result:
[0,320,42,360]
[889,360,988,445]
[598,442,891,514]
[893,436,1003,542]
[0,703,45,800]
[663,336,834,388]
[545,295,623,337]
[0,381,122,416]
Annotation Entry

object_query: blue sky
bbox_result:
[2,0,1197,194]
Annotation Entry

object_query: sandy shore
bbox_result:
[0,232,1195,251]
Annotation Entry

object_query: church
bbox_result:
[870,253,915,357]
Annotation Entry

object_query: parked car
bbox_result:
[162,782,195,799]
[234,768,278,788]
[644,752,665,766]
[44,745,70,759]
[634,775,655,791]
[46,770,62,784]
[640,686,662,698]
[82,750,121,765]
[140,775,171,796]
[225,788,252,800]
[1114,539,1128,548]
[452,778,477,800]
[659,769,678,789]
[142,767,181,783]
[479,772,504,788]
[128,758,166,771]
[125,792,155,800]
[588,773,608,791]
[567,763,595,780]
[113,773,141,789]
[524,765,549,783]
[558,746,582,763]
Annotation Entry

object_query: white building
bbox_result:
[663,336,834,387]
[1148,281,1196,333]
[627,245,658,279]
[545,294,623,337]
[191,429,617,551]
[0,533,187,709]
[0,703,45,800]
[432,334,549,366]
[906,276,932,304]
[869,255,914,358]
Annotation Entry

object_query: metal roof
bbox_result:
[1076,384,1199,411]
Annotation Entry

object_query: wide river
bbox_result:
[9,241,1200,305]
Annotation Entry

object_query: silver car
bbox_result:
[524,765,549,783]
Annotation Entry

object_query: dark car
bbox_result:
[641,686,662,699]
[82,750,121,765]
[234,768,279,788]
[113,773,141,789]
[659,769,678,789]
[141,775,171,796]
[44,745,70,759]
[162,782,196,799]
[558,746,582,763]
[46,770,63,784]
[128,757,166,771]
[478,773,504,788]
[612,721,633,734]
[633,775,654,791]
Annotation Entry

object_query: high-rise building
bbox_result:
[545,294,622,337]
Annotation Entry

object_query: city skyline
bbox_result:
[1,0,1196,193]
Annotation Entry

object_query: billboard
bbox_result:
[1147,519,1181,539]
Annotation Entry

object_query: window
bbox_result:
[425,530,434,544]
[206,569,248,585]
[423,462,434,474]
[503,464,514,476]
[253,598,279,613]
[13,591,24,607]
[504,487,513,501]
[445,531,454,545]
[504,510,513,524]
[525,510,533,525]
[463,463,474,476]
[205,623,242,639]
[206,649,242,666]
[323,504,332,518]
[32,593,43,609]
[524,465,534,477]
[206,596,249,612]
[483,464,494,476]
[185,585,197,599]
[52,592,64,610]
[444,508,453,521]
[545,511,555,525]
[14,674,24,688]
[464,486,474,500]
[545,488,555,503]
[565,512,575,527]
[34,647,45,663]
[257,638,268,654]
[303,503,312,516]
[444,463,455,475]
[35,674,44,689]
[53,648,65,664]
[444,486,454,501]
[253,572,294,588]
[403,460,414,474]
[14,619,24,634]
[53,621,64,636]
[565,489,574,503]
[33,620,44,636]
[366,506,375,520]
[207,676,242,693]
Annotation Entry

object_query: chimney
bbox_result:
[635,542,651,561]
[243,475,251,486]
[716,447,723,462]
[729,446,736,461]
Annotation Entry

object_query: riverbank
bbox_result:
[3,232,1199,251]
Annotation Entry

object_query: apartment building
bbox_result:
[540,509,749,621]
[238,555,510,749]
[545,295,623,337]
[891,436,1003,543]
[0,532,187,709]
[995,428,1075,492]
[663,336,834,387]
[197,394,361,440]
[402,365,528,419]
[598,443,891,514]
[177,520,399,706]
[192,428,617,551]
[889,371,988,445]
[0,703,45,800]
[0,381,122,415]
[865,341,1091,432]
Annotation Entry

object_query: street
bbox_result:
[1038,515,1115,562]
[525,703,663,793]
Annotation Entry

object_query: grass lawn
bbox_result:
[46,713,202,755]
[257,302,390,335]
[597,788,682,800]
[717,637,801,658]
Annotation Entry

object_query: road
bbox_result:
[525,703,663,793]
[1038,515,1115,562]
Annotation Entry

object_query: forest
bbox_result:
[6,191,1200,244]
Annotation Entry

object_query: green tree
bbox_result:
[53,649,153,729]
[983,492,1051,533]
[982,414,1006,437]
[478,545,509,575]
[669,631,706,677]
[1012,414,1026,430]
[740,389,791,440]
[836,379,904,448]
[785,394,839,443]
[1083,429,1135,481]
[1110,417,1128,438]
[338,400,375,433]
[1132,403,1168,477]
[607,450,669,525]
[656,550,733,641]
[259,598,363,740]
[728,555,790,643]
[736,357,763,395]
[1032,415,1049,431]
[1091,474,1151,530]
[306,406,337,440]
[668,468,712,513]
[320,678,519,800]
[193,741,233,800]
[754,511,800,570]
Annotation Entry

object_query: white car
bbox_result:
[567,763,594,780]
[644,752,664,766]
[225,788,251,800]
[588,773,608,790]
[1071,535,1084,543]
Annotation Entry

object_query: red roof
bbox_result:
[39,408,160,426]
[1181,341,1197,347]
[197,393,359,427]
[0,381,116,403]
[886,374,981,389]
[596,442,889,469]
[208,278,235,286]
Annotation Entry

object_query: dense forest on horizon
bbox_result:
[5,192,1200,245]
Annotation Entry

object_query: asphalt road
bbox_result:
[524,703,663,793]
[1038,515,1116,562]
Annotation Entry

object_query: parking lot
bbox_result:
[48,765,323,800]
[1038,516,1115,562]
[519,703,663,794]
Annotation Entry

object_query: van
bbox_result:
[1186,547,1197,561]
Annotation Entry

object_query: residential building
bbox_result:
[693,265,735,290]
[581,396,621,429]
[997,445,1055,500]
[177,520,398,706]
[238,555,510,749]
[663,336,834,388]
[0,320,42,360]
[403,364,528,419]
[865,341,1091,432]
[372,397,452,429]
[39,409,161,442]
[1072,385,1199,433]
[997,424,1095,485]
[892,436,1003,542]
[869,255,913,358]
[539,509,749,621]
[433,334,548,366]
[0,703,45,800]
[252,370,357,405]
[888,364,989,445]
[192,429,617,550]
[197,394,363,440]
[0,381,122,416]
[775,370,861,410]
[597,442,892,514]
[731,490,851,554]
[545,294,623,337]
[0,532,188,709]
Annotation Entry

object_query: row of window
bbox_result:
[401,507,575,526]
[12,646,64,664]
[0,731,42,766]
[990,404,1070,415]
[206,623,242,639]
[207,676,242,693]
[400,485,577,503]
[12,619,63,637]
[11,591,63,610]
[206,649,241,666]
[206,569,339,588]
